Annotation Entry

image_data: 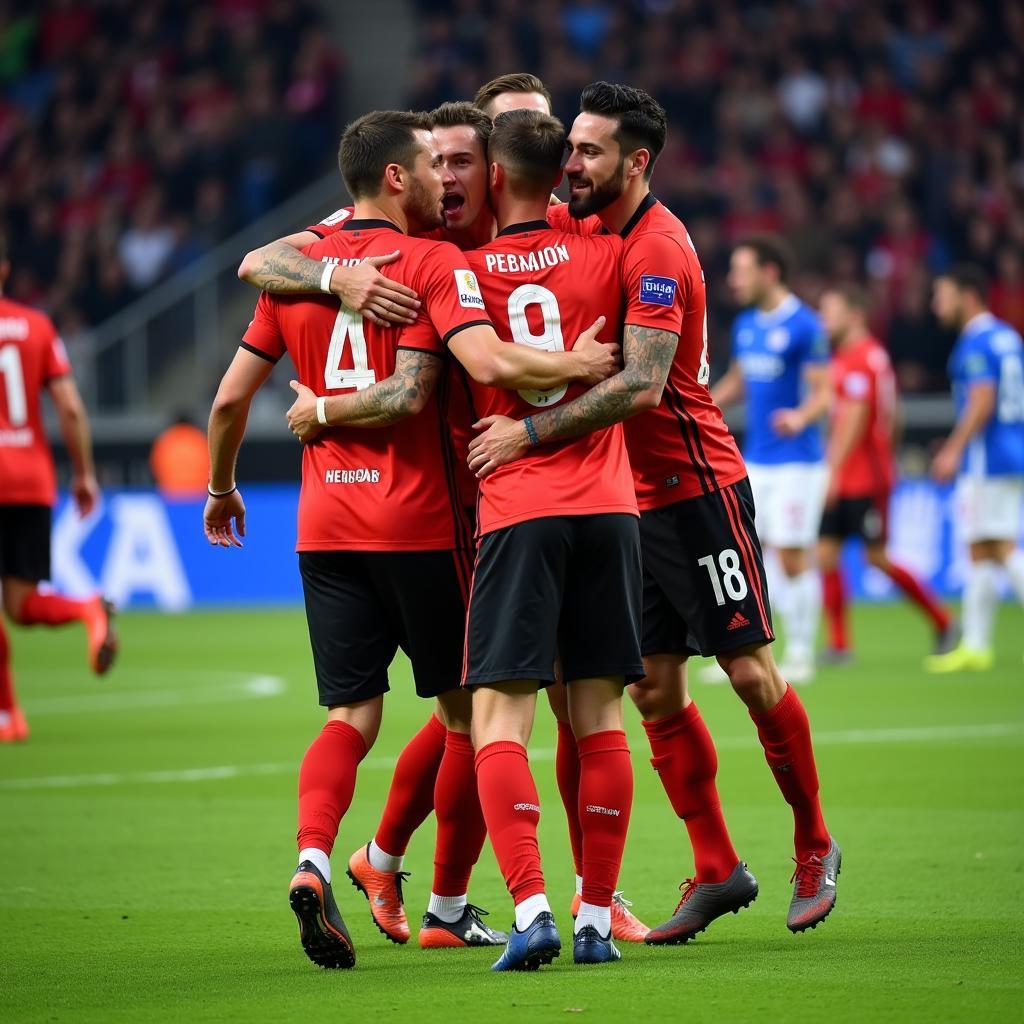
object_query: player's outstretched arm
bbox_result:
[48,375,99,518]
[285,349,445,443]
[449,317,618,392]
[204,348,275,548]
[467,324,677,478]
[931,381,997,482]
[237,232,420,327]
[773,363,832,436]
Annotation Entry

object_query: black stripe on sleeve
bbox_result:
[443,320,492,347]
[306,226,326,239]
[240,342,280,364]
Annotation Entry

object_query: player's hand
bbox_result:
[72,473,99,518]
[772,407,805,436]
[467,415,529,479]
[931,442,960,483]
[572,317,619,385]
[286,380,324,444]
[204,489,246,548]
[331,251,420,327]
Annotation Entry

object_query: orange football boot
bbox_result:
[570,890,650,943]
[346,844,411,944]
[0,706,29,743]
[85,597,118,675]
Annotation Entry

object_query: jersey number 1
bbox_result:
[325,305,376,391]
[0,344,27,426]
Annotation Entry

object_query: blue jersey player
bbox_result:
[711,236,832,683]
[927,264,1024,672]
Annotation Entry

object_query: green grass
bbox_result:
[1,604,1022,1023]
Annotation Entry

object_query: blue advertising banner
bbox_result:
[48,481,1023,610]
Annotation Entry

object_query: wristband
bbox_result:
[320,262,335,294]
[524,416,539,447]
[316,396,329,425]
[208,484,236,498]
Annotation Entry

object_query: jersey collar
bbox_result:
[754,292,800,327]
[496,220,551,237]
[616,193,658,239]
[961,311,995,336]
[341,219,404,233]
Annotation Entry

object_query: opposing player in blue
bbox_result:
[711,236,831,683]
[927,264,1024,671]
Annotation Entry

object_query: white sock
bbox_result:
[963,560,999,651]
[514,892,551,932]
[367,839,403,873]
[574,874,583,897]
[298,847,331,883]
[574,900,611,937]
[427,892,467,924]
[782,569,821,664]
[1004,549,1024,605]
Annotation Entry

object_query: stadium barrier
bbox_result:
[49,482,1023,611]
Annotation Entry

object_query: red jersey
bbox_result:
[0,297,72,506]
[551,197,747,509]
[308,206,476,508]
[242,219,491,552]
[831,335,896,497]
[465,221,637,535]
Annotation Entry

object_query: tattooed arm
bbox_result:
[467,325,678,477]
[285,348,444,442]
[238,233,420,327]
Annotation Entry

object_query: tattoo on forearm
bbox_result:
[332,350,442,426]
[532,325,678,444]
[251,243,325,293]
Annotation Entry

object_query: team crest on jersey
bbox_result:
[639,275,677,306]
[454,269,485,309]
[766,328,790,352]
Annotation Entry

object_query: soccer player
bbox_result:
[710,236,831,683]
[462,108,643,970]
[0,233,117,743]
[817,285,956,661]
[473,71,552,118]
[926,265,1024,671]
[205,110,615,968]
[470,82,841,937]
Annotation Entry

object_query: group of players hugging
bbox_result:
[201,71,1023,972]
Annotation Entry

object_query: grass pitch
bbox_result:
[1,603,1022,1022]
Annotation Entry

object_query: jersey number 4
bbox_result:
[0,344,27,426]
[324,305,377,391]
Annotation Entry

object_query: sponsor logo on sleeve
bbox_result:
[639,275,677,307]
[454,269,486,309]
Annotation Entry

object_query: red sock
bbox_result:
[0,620,14,711]
[296,720,367,855]
[475,741,545,903]
[19,591,89,626]
[750,685,830,859]
[555,720,584,876]
[884,562,951,632]
[432,730,487,896]
[373,713,446,856]
[822,568,848,651]
[578,730,633,906]
[642,704,738,883]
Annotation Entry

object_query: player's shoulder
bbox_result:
[984,316,1023,353]
[0,297,56,341]
[789,298,822,330]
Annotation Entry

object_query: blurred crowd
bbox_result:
[410,0,1024,391]
[0,0,342,337]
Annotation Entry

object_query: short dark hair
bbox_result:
[489,109,566,195]
[938,263,990,300]
[735,233,797,284]
[832,283,870,315]
[338,110,431,200]
[579,81,667,180]
[430,101,493,153]
[474,73,552,116]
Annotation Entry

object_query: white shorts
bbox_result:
[956,475,1024,543]
[746,461,828,550]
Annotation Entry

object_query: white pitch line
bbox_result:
[19,675,287,716]
[2,721,1021,792]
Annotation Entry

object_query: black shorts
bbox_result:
[819,494,889,544]
[299,549,470,707]
[463,514,644,687]
[640,478,775,658]
[0,504,51,582]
